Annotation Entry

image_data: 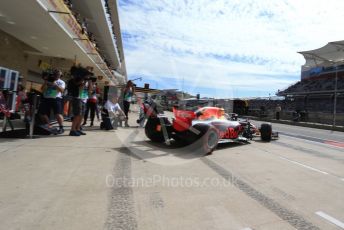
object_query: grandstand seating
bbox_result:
[278,72,344,95]
[278,45,344,125]
[247,95,343,116]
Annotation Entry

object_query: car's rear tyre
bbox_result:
[192,124,219,154]
[202,126,219,154]
[260,123,272,142]
[145,118,165,142]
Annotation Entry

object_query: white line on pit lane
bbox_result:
[316,211,344,229]
[279,156,329,175]
[241,228,253,230]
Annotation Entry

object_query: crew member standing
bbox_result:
[39,69,65,134]
[67,66,93,136]
[55,70,66,133]
[275,104,281,120]
[83,82,99,127]
[123,80,135,127]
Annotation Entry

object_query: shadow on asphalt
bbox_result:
[114,139,249,162]
[251,137,279,143]
[0,129,63,141]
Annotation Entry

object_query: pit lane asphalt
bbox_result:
[0,115,343,230]
[106,119,344,230]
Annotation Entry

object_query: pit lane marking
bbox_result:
[254,144,344,182]
[278,156,329,175]
[279,132,344,150]
[272,141,344,164]
[324,140,344,148]
[201,158,320,230]
[316,211,344,229]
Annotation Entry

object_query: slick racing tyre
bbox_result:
[260,123,272,142]
[193,124,219,154]
[202,126,219,154]
[145,117,165,142]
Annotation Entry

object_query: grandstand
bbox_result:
[276,41,344,126]
[279,70,344,95]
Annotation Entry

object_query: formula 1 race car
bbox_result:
[143,99,278,154]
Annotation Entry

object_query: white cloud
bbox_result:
[119,0,344,97]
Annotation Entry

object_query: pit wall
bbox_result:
[248,109,344,127]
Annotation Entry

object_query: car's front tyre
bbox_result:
[260,123,272,142]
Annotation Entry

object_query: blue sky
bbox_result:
[118,0,344,98]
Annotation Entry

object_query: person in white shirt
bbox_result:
[55,70,66,133]
[104,96,126,126]
[39,69,65,134]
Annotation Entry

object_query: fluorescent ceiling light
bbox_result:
[36,0,49,11]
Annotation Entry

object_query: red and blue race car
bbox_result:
[143,100,278,154]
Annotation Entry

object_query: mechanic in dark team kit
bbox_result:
[123,80,135,127]
[67,66,93,136]
[83,81,99,127]
[275,104,281,120]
